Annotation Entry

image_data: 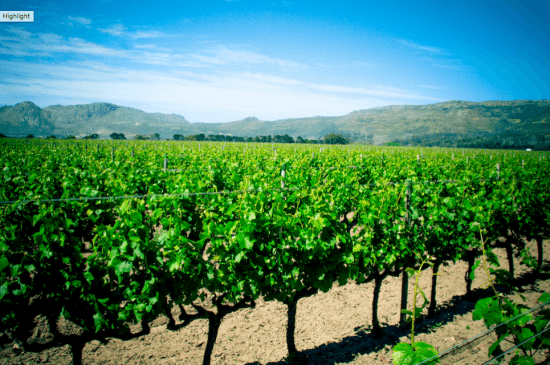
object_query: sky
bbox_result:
[0,0,549,124]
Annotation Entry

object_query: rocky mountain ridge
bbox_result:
[1,100,549,146]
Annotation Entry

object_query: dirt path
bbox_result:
[2,238,550,364]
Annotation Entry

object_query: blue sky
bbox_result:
[0,0,548,123]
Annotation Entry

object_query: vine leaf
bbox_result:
[392,342,439,365]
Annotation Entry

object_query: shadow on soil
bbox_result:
[247,264,550,365]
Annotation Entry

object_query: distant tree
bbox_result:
[296,136,305,144]
[151,133,160,141]
[133,134,150,140]
[246,137,253,142]
[0,133,6,138]
[109,133,126,140]
[323,133,349,145]
[174,134,184,141]
[26,134,34,139]
[83,134,99,139]
[46,135,57,139]
[65,135,76,139]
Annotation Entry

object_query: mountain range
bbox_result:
[1,100,549,146]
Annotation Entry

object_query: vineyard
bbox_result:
[1,140,550,364]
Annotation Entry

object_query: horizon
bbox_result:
[6,98,550,125]
[1,1,549,123]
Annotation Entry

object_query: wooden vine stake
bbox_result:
[400,180,413,325]
[497,163,500,181]
[111,146,114,161]
[164,156,167,172]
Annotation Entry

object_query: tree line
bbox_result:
[1,132,350,145]
[173,133,349,145]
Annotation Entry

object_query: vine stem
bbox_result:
[479,230,500,300]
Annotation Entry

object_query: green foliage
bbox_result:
[385,141,400,146]
[323,133,349,145]
[393,342,439,365]
[0,142,549,365]
[470,232,550,363]
[26,134,33,138]
[110,133,126,140]
[392,254,441,365]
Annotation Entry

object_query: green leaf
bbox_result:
[235,251,245,263]
[488,332,508,357]
[411,342,439,363]
[538,292,550,304]
[510,355,535,365]
[112,258,132,277]
[0,284,8,301]
[392,342,414,365]
[392,342,439,365]
[517,328,535,351]
[472,297,493,321]
[0,256,8,271]
[470,260,480,280]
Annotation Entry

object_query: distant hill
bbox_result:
[1,100,549,148]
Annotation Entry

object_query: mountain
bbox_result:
[0,101,56,136]
[1,100,549,147]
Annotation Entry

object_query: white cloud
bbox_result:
[419,84,444,90]
[131,31,165,39]
[189,45,307,68]
[0,58,440,123]
[396,39,450,55]
[0,28,441,122]
[98,24,126,36]
[98,23,165,39]
[67,16,92,26]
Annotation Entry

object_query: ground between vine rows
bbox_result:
[2,238,550,365]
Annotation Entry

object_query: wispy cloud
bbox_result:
[396,39,450,55]
[419,84,444,90]
[134,44,172,52]
[131,31,165,39]
[98,24,126,36]
[98,23,165,38]
[67,16,92,26]
[189,45,308,68]
[0,57,440,122]
[353,61,375,67]
[0,27,129,57]
[0,27,305,70]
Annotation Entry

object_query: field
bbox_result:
[1,140,550,364]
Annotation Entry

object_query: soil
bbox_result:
[2,238,550,365]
